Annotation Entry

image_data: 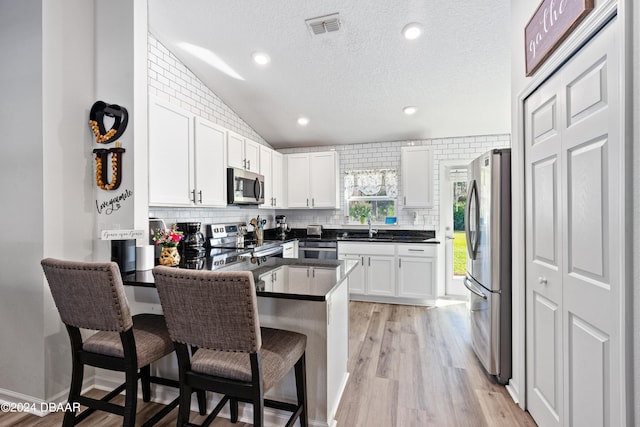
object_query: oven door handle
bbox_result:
[252,246,283,257]
[464,277,487,300]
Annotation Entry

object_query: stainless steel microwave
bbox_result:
[227,168,265,205]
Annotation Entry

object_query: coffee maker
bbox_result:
[275,215,290,240]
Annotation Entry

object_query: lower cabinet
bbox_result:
[338,242,437,305]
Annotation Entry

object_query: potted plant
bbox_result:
[153,223,184,266]
[349,202,373,224]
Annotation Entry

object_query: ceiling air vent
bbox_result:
[305,13,341,35]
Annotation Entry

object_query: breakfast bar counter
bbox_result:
[121,257,357,427]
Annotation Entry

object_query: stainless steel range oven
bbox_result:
[298,240,337,260]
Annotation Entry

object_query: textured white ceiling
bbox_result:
[149,1,510,148]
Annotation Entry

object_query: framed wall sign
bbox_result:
[525,0,594,76]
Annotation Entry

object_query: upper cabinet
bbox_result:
[401,146,433,208]
[228,130,260,173]
[148,97,227,207]
[149,98,194,206]
[285,151,339,209]
[193,117,227,206]
[260,146,284,209]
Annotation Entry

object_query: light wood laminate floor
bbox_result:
[1,300,535,426]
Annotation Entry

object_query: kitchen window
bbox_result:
[344,169,397,224]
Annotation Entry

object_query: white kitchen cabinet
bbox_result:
[193,117,227,206]
[227,130,260,172]
[401,146,433,208]
[338,243,396,297]
[338,241,437,305]
[271,151,284,208]
[285,151,339,209]
[366,255,396,297]
[340,254,365,294]
[258,266,283,292]
[397,245,437,300]
[149,98,226,207]
[259,146,284,208]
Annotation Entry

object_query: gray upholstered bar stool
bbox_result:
[153,266,308,427]
[41,258,180,427]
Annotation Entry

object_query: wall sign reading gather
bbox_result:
[525,0,594,76]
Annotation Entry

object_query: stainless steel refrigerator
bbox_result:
[464,148,512,384]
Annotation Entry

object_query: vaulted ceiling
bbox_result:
[149,1,511,148]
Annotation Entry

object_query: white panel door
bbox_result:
[561,22,621,427]
[525,21,623,427]
[194,117,226,206]
[525,74,564,427]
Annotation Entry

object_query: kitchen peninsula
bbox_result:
[124,257,357,427]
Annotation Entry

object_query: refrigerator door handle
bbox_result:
[465,179,480,260]
[464,277,487,300]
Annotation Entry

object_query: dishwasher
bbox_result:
[298,225,337,260]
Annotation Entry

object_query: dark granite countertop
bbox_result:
[123,257,358,302]
[264,227,439,244]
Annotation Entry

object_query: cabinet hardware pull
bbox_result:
[191,189,196,203]
[306,198,309,207]
[408,249,424,252]
[368,257,371,267]
[247,159,250,170]
[312,198,315,207]
[539,276,548,285]
[312,268,315,278]
[198,190,203,203]
[361,256,364,265]
[404,196,407,205]
[399,258,402,268]
[243,159,247,169]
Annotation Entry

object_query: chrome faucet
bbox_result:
[367,213,378,238]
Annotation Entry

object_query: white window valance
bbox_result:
[345,169,397,198]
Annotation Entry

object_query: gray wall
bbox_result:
[0,0,46,400]
[0,0,98,403]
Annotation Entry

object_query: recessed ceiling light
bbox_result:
[252,52,271,65]
[403,106,418,115]
[402,22,424,40]
[297,117,310,126]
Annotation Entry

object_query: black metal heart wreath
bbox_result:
[89,101,128,144]
[89,101,128,191]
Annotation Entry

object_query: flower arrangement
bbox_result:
[153,224,184,248]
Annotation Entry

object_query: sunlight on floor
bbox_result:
[435,297,468,307]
